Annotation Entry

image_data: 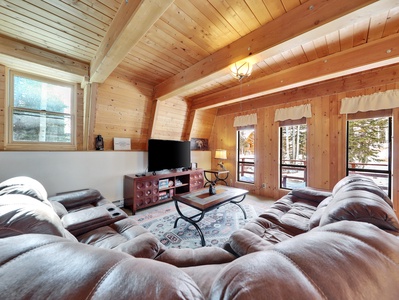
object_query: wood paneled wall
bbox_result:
[150,96,190,141]
[94,72,154,150]
[1,62,399,217]
[210,80,399,215]
[0,65,4,150]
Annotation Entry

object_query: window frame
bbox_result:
[279,118,307,190]
[346,113,392,197]
[5,69,77,151]
[237,125,255,184]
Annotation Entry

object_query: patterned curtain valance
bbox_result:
[233,113,257,127]
[340,90,399,114]
[274,104,312,122]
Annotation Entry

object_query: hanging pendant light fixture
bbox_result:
[230,61,252,81]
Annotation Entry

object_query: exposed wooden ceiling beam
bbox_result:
[0,35,88,79]
[216,63,399,116]
[191,33,399,110]
[154,0,394,101]
[90,0,174,83]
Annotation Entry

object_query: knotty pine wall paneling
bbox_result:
[393,106,399,215]
[307,96,331,190]
[0,65,5,150]
[258,106,282,199]
[211,82,399,217]
[210,114,236,186]
[329,93,346,186]
[189,108,218,140]
[95,72,153,150]
[151,96,190,141]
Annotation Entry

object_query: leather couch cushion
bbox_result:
[0,194,75,240]
[331,174,391,207]
[335,180,393,206]
[226,219,292,256]
[49,188,103,210]
[224,188,331,256]
[156,247,235,267]
[61,205,127,236]
[259,188,332,234]
[0,234,204,300]
[319,189,399,233]
[211,221,399,299]
[76,218,164,259]
[308,196,333,230]
[49,200,69,218]
[0,176,49,205]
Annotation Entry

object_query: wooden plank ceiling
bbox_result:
[0,0,399,110]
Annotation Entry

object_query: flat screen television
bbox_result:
[148,139,191,173]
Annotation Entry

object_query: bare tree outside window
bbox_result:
[280,124,307,189]
[237,128,255,183]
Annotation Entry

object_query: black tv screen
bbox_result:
[148,139,191,172]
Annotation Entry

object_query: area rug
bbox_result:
[134,203,258,249]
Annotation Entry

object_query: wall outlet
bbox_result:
[261,183,266,188]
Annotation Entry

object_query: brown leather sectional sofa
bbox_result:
[1,175,399,299]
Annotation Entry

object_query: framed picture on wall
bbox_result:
[114,137,131,150]
[190,138,209,150]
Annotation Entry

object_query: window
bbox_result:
[280,121,307,189]
[347,116,392,196]
[7,70,76,150]
[237,126,255,183]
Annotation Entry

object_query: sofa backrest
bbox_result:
[0,176,76,240]
[0,194,70,238]
[212,220,399,299]
[0,176,49,205]
[0,234,204,300]
[318,175,399,234]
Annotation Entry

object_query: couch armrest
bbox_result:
[48,189,104,209]
[62,204,127,236]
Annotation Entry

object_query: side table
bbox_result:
[204,169,229,186]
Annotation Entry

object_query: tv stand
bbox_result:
[123,169,204,214]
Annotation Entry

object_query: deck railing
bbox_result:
[238,157,254,183]
[239,159,389,194]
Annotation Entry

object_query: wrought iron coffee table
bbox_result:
[172,186,248,246]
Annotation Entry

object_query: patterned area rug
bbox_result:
[133,203,259,249]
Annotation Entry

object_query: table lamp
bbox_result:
[215,149,227,170]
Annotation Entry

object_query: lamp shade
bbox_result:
[215,149,227,160]
[230,61,252,80]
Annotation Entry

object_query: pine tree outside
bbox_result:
[347,117,391,195]
[280,124,307,189]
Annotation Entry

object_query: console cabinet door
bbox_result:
[124,169,204,214]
